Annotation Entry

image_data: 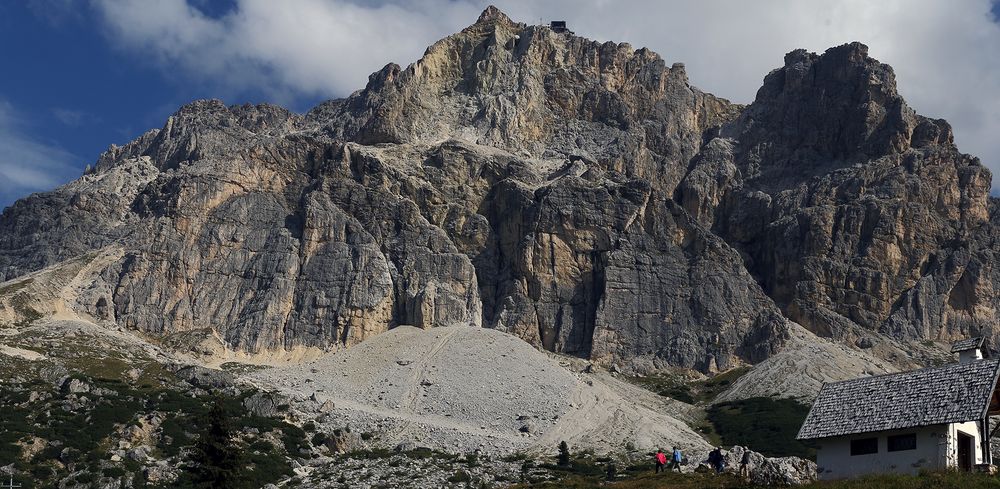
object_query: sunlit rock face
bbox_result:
[0,8,994,372]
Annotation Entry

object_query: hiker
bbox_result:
[654,449,667,473]
[708,447,726,474]
[668,446,682,473]
[739,449,751,479]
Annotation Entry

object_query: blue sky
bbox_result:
[2,0,1000,210]
[0,1,327,210]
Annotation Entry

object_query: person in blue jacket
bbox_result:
[668,446,682,472]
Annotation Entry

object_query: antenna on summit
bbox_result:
[1,474,21,489]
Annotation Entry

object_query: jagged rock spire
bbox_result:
[476,5,513,25]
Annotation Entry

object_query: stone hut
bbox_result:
[797,337,1000,480]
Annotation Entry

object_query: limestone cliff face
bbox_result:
[0,8,995,372]
[677,42,995,350]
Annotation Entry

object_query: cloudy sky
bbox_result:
[2,0,999,209]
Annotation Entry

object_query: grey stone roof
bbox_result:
[797,359,1000,440]
[951,337,985,353]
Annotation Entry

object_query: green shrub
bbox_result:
[75,472,96,484]
[310,432,326,447]
[629,367,750,404]
[447,470,472,483]
[250,439,275,452]
[280,423,309,453]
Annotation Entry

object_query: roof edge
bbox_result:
[978,357,1000,420]
[796,358,1000,440]
[795,382,832,440]
[952,336,986,353]
[819,358,998,388]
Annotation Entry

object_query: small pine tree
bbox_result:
[557,441,570,466]
[187,396,245,488]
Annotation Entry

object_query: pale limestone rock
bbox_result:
[0,9,995,378]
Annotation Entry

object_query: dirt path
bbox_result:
[394,327,459,438]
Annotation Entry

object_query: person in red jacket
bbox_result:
[654,449,667,473]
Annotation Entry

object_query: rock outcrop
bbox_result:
[683,43,994,349]
[0,7,996,376]
[721,446,818,485]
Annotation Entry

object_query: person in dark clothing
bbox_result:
[708,447,726,474]
[739,449,751,479]
[654,449,667,473]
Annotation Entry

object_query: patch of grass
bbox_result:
[66,355,133,383]
[706,397,816,459]
[9,293,43,327]
[0,278,32,296]
[806,471,1000,488]
[504,452,530,462]
[629,367,751,405]
[1,367,302,489]
[700,368,751,400]
[245,450,296,486]
[280,423,309,454]
[343,448,395,460]
[513,469,1000,488]
[631,378,696,403]
[219,362,271,374]
[447,470,471,483]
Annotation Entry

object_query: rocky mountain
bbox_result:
[1,6,995,377]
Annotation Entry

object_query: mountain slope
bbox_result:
[0,7,994,380]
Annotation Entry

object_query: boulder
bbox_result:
[173,365,235,390]
[242,390,284,417]
[321,429,362,454]
[724,446,817,485]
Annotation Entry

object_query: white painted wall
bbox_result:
[944,420,985,468]
[959,349,983,363]
[815,425,951,480]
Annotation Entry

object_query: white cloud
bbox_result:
[51,108,91,126]
[0,101,80,208]
[92,0,482,102]
[91,0,1000,189]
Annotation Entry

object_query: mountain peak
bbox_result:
[0,3,993,402]
[475,5,513,25]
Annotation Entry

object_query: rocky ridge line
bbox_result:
[0,7,994,379]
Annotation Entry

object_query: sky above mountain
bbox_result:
[2,0,1000,209]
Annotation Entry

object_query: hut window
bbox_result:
[887,433,917,452]
[850,437,878,455]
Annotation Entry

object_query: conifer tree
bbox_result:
[557,441,570,466]
[187,396,245,488]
